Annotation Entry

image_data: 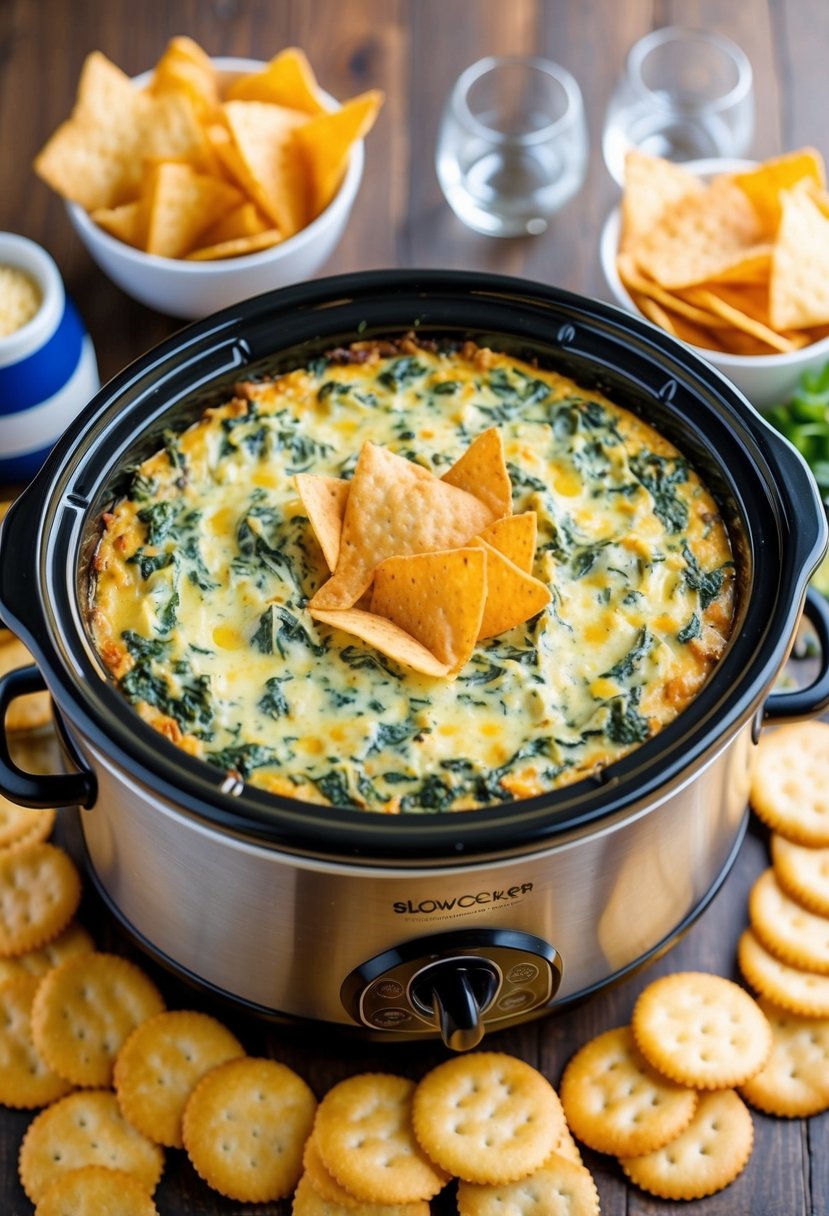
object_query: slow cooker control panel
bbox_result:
[341,929,562,1049]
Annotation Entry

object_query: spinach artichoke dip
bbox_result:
[91,339,735,814]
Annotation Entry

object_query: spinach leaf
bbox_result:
[602,629,652,681]
[251,605,325,659]
[137,500,178,546]
[368,721,422,753]
[377,357,427,389]
[606,690,650,746]
[126,549,173,580]
[207,743,278,778]
[629,451,689,533]
[314,770,359,807]
[121,631,169,661]
[121,661,212,734]
[258,676,292,720]
[677,613,701,643]
[681,543,732,611]
[340,645,402,679]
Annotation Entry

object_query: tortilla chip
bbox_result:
[309,443,495,611]
[441,428,512,519]
[617,253,724,327]
[633,176,766,289]
[295,89,383,217]
[204,122,252,188]
[91,200,143,246]
[185,229,282,260]
[701,248,774,285]
[222,100,309,237]
[371,548,487,673]
[636,295,680,335]
[708,326,787,356]
[143,162,244,258]
[620,150,703,252]
[470,539,550,640]
[684,285,804,353]
[733,148,826,235]
[309,608,450,677]
[225,48,328,115]
[294,474,350,570]
[197,201,270,245]
[770,183,829,330]
[477,512,537,573]
[74,50,150,134]
[652,308,722,351]
[34,119,137,210]
[150,35,220,120]
[141,90,215,171]
[35,54,150,209]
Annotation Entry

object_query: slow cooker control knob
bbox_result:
[410,960,500,1052]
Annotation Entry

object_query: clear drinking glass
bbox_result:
[602,27,755,186]
[436,55,588,237]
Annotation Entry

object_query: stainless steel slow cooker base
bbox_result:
[67,716,752,1043]
[71,802,748,1040]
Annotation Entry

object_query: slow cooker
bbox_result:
[1,271,828,1051]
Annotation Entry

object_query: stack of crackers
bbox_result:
[294,1055,600,1215]
[560,972,769,1201]
[738,720,829,1114]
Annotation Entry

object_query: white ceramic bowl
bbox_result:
[66,58,365,320]
[598,157,829,412]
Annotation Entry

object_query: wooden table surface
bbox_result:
[1,1,828,1213]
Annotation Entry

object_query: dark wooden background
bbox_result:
[1,1,827,1213]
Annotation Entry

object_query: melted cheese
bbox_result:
[91,342,735,813]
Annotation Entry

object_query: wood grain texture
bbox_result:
[1,2,828,1213]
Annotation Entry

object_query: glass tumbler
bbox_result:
[436,55,588,237]
[602,26,755,186]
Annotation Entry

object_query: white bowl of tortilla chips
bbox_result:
[35,41,382,319]
[599,151,829,411]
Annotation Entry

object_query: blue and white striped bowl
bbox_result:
[0,233,98,482]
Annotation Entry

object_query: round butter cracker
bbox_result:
[739,996,829,1117]
[749,866,829,974]
[0,843,81,958]
[0,636,52,731]
[18,1089,164,1204]
[34,1164,160,1216]
[182,1055,316,1202]
[751,721,829,846]
[0,795,55,851]
[559,1024,698,1156]
[292,1171,430,1216]
[114,1009,244,1148]
[315,1073,447,1204]
[32,951,165,1087]
[771,833,829,918]
[0,920,93,987]
[0,974,73,1108]
[457,1152,600,1216]
[412,1052,565,1185]
[738,927,829,1017]
[632,971,772,1089]
[620,1089,753,1200]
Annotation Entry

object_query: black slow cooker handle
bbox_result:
[764,587,829,723]
[0,666,96,807]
